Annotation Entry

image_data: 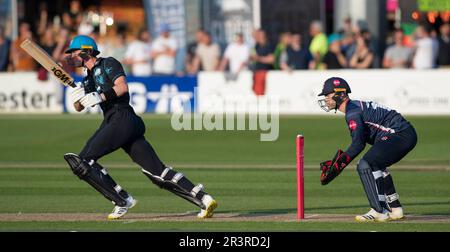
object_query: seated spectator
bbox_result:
[437,23,450,67]
[10,22,36,71]
[218,33,250,74]
[0,26,11,72]
[349,36,374,69]
[251,29,275,70]
[280,33,315,71]
[124,28,152,76]
[151,23,177,75]
[383,28,412,69]
[192,30,221,72]
[412,25,434,69]
[340,32,355,60]
[322,37,347,69]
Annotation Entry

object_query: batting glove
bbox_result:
[80,92,103,108]
[69,82,85,103]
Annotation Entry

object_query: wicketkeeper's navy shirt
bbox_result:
[344,100,412,160]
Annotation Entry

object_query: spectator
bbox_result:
[273,32,292,70]
[412,25,434,69]
[361,28,380,67]
[341,32,355,61]
[185,29,204,74]
[0,26,11,72]
[10,22,36,71]
[151,23,177,75]
[39,28,56,55]
[37,28,56,80]
[110,31,129,73]
[218,33,250,74]
[192,30,221,72]
[37,2,49,38]
[53,26,76,74]
[251,29,275,70]
[322,37,347,69]
[437,23,450,67]
[339,17,353,36]
[123,28,152,76]
[309,20,328,69]
[52,27,73,104]
[383,29,412,69]
[69,0,83,31]
[430,29,440,68]
[280,33,315,71]
[349,36,374,69]
[89,27,106,57]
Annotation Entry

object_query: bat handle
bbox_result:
[68,82,76,88]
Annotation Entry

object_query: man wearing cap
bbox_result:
[63,35,217,220]
[151,23,178,75]
[317,77,417,222]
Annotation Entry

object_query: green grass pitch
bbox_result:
[0,114,449,231]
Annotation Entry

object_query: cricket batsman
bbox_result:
[63,35,217,219]
[317,77,417,222]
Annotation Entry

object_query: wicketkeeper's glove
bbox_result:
[320,149,351,185]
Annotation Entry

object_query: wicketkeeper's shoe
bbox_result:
[355,208,390,223]
[388,207,404,221]
[197,194,218,219]
[108,196,138,220]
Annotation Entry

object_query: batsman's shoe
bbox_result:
[388,207,404,221]
[197,195,217,219]
[355,208,390,223]
[108,196,137,220]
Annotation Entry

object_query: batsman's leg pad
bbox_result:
[357,159,384,213]
[142,167,206,209]
[64,153,127,206]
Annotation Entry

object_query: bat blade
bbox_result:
[20,39,76,88]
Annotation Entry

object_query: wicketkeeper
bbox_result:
[317,77,417,222]
[63,35,217,219]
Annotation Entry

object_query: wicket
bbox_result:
[296,135,305,220]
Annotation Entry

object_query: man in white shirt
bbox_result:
[219,33,250,74]
[123,29,152,76]
[412,25,434,69]
[151,23,178,75]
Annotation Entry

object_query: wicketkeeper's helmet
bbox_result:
[318,77,351,112]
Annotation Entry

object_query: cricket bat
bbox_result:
[20,39,76,88]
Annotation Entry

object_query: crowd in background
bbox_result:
[0,0,449,78]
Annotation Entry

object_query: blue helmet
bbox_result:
[65,35,100,56]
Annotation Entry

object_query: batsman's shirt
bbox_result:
[344,100,412,159]
[82,57,130,113]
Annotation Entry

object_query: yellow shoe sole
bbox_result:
[198,200,218,219]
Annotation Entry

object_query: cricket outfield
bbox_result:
[0,114,449,231]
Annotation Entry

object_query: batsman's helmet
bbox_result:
[65,35,100,56]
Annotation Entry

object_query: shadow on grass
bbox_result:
[218,201,450,217]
